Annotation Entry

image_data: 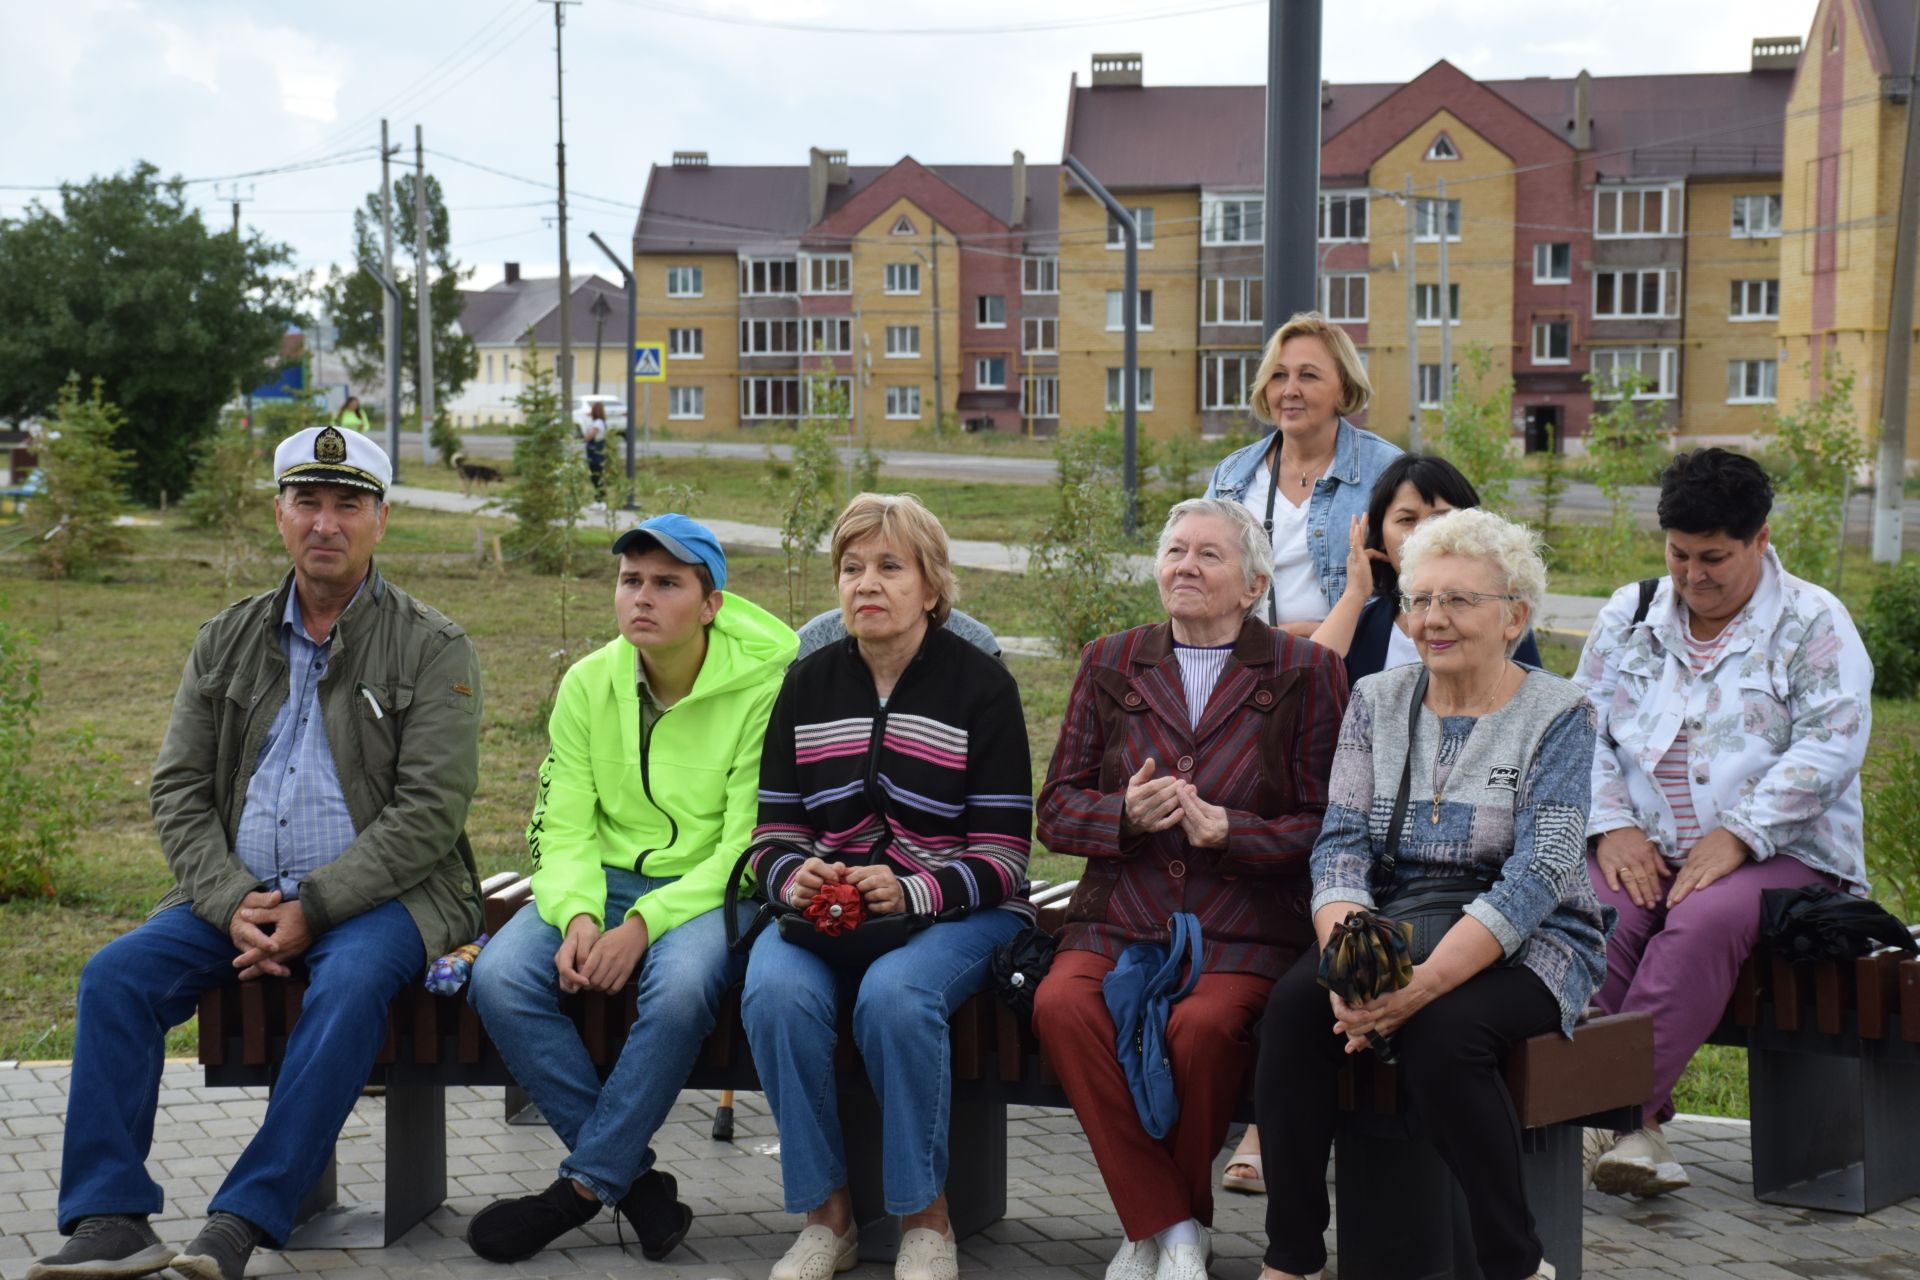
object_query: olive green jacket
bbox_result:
[148,565,484,964]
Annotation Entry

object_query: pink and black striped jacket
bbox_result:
[1037,620,1348,977]
[748,625,1034,920]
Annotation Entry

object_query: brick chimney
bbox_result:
[1010,150,1027,228]
[1091,53,1143,87]
[1571,70,1592,149]
[808,147,851,225]
[504,262,521,284]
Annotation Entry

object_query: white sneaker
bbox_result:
[1582,1127,1617,1186]
[1592,1127,1691,1197]
[894,1227,958,1280]
[1107,1238,1160,1280]
[1153,1228,1210,1280]
[771,1223,859,1280]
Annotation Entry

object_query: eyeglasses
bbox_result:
[1399,590,1518,616]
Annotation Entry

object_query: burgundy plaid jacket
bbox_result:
[1036,619,1349,978]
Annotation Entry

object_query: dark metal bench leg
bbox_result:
[1520,1125,1582,1280]
[504,1084,545,1126]
[1750,1035,1920,1213]
[1334,1126,1478,1280]
[285,1072,447,1248]
[842,1081,1008,1264]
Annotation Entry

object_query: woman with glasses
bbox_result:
[1253,508,1611,1280]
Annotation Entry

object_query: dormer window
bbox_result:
[1426,132,1459,161]
[890,214,915,236]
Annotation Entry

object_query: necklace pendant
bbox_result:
[1431,792,1441,824]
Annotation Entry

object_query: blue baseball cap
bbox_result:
[610,513,728,591]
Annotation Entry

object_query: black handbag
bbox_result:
[989,925,1059,1017]
[1760,885,1918,963]
[722,838,943,972]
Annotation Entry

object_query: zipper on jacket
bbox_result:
[634,699,678,871]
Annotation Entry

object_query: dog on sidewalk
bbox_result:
[450,453,503,497]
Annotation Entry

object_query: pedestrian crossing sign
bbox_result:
[632,343,666,382]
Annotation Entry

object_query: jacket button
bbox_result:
[1254,689,1274,707]
[1177,754,1195,772]
[1169,859,1186,879]
[1694,774,1708,785]
[1124,692,1143,708]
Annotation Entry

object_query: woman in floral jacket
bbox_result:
[1575,448,1874,1198]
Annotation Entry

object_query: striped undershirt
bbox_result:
[1173,640,1235,728]
[1650,615,1740,854]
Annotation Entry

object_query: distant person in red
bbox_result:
[582,401,609,499]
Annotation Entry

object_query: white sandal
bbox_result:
[770,1223,859,1280]
[1221,1152,1265,1195]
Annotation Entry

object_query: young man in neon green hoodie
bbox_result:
[466,514,797,1263]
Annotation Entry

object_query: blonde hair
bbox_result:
[1398,508,1547,654]
[1248,311,1373,424]
[829,493,959,626]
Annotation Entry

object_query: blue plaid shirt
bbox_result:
[233,584,363,898]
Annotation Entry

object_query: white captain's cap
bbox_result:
[273,425,392,495]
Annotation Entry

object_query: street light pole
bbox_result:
[1264,0,1324,339]
[586,230,639,510]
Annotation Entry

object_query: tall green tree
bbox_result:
[322,172,478,411]
[0,163,303,503]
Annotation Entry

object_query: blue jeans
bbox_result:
[467,867,748,1204]
[58,901,423,1245]
[740,907,1024,1216]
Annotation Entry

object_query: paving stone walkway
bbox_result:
[2,1062,1917,1279]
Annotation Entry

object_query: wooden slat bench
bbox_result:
[1705,923,1920,1214]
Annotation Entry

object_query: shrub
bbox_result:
[1583,367,1670,579]
[1029,425,1159,656]
[429,414,463,468]
[28,375,133,580]
[1861,559,1920,700]
[1863,736,1920,921]
[764,413,841,624]
[181,412,270,586]
[1534,420,1569,564]
[1436,342,1520,514]
[0,615,110,901]
[1764,357,1871,586]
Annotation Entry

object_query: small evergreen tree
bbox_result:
[29,375,133,580]
[1436,343,1519,513]
[181,411,270,588]
[501,332,591,575]
[1764,357,1871,585]
[1584,366,1670,578]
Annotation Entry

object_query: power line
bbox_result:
[0,148,376,194]
[600,0,1262,35]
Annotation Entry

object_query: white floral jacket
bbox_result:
[1572,549,1872,892]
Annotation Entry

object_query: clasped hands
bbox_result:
[554,913,652,995]
[1327,977,1435,1055]
[1122,758,1229,848]
[787,858,904,915]
[227,889,313,981]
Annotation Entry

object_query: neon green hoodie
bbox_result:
[525,591,797,939]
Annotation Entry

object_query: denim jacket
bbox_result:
[1203,420,1402,606]
[1573,550,1873,893]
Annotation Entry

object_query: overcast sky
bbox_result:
[3,0,1818,295]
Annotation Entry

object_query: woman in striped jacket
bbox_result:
[1033,497,1348,1280]
[741,493,1033,1280]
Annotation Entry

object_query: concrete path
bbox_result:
[3,1061,1917,1280]
[386,485,1609,644]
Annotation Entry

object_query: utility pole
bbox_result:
[380,119,401,467]
[1404,178,1420,450]
[542,0,581,431]
[1876,11,1920,561]
[414,125,435,465]
[218,183,253,235]
[1436,176,1453,409]
[1263,0,1323,340]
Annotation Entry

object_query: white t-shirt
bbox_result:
[1384,619,1421,670]
[1244,462,1329,625]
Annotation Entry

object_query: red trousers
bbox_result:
[1032,948,1273,1241]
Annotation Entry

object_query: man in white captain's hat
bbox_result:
[31,426,485,1280]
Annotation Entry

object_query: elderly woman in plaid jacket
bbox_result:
[1032,497,1348,1280]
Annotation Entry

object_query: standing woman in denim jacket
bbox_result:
[1203,311,1401,636]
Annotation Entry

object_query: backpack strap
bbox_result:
[1631,577,1660,627]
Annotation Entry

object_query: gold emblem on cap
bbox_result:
[314,426,348,464]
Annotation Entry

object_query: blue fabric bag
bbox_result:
[1102,912,1204,1140]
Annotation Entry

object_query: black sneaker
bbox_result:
[465,1177,601,1263]
[615,1168,692,1261]
[25,1215,172,1280]
[170,1213,262,1280]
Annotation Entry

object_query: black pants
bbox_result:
[1256,947,1561,1280]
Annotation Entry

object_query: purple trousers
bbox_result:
[1589,850,1837,1124]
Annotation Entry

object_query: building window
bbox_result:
[740,318,801,355]
[1104,367,1155,411]
[1414,198,1461,242]
[803,376,853,417]
[1415,282,1461,325]
[801,253,851,295]
[885,262,921,295]
[1417,363,1455,408]
[1728,358,1778,403]
[1202,354,1259,411]
[1203,195,1264,245]
[1591,347,1679,399]
[666,265,703,297]
[1730,279,1780,320]
[976,295,1006,328]
[485,354,494,381]
[1023,317,1058,354]
[1321,273,1368,323]
[668,327,703,359]
[1731,193,1783,238]
[668,386,704,419]
[1320,191,1369,242]
[890,214,915,236]
[1022,256,1059,294]
[1203,277,1262,326]
[1594,183,1684,238]
[804,317,852,354]
[1022,375,1059,418]
[1593,268,1680,319]
[1106,289,1155,331]
[1425,132,1459,160]
[884,325,920,357]
[1107,206,1155,248]
[1533,243,1572,284]
[975,357,1007,389]
[738,257,798,296]
[885,386,922,419]
[1531,321,1570,364]
[740,376,802,418]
